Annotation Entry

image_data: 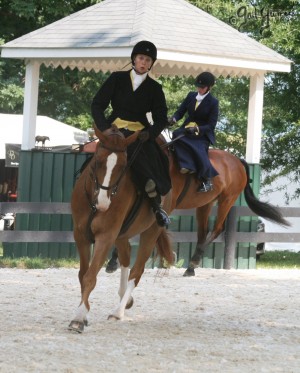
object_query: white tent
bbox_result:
[0,113,88,159]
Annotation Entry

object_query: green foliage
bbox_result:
[188,0,300,198]
[161,75,195,122]
[0,82,24,112]
[261,121,300,202]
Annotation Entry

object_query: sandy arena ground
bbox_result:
[0,267,299,373]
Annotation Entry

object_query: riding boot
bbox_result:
[145,179,171,227]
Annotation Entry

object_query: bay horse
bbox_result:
[164,139,289,276]
[106,135,289,276]
[68,126,174,333]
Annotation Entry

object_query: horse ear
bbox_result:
[93,124,107,143]
[125,131,141,146]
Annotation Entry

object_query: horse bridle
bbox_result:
[85,136,143,212]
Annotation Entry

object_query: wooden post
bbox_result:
[224,206,237,269]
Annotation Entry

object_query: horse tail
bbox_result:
[240,158,290,227]
[155,229,174,266]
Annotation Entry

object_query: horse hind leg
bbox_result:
[108,226,173,320]
[116,239,134,310]
[184,196,240,277]
[183,203,213,277]
[107,235,146,321]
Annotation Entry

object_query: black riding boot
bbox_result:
[145,179,171,227]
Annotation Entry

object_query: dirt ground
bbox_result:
[0,267,299,373]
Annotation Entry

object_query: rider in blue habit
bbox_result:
[169,72,219,192]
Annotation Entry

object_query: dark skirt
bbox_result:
[173,129,218,180]
[126,136,171,196]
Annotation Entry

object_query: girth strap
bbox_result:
[176,174,192,207]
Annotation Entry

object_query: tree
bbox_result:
[188,0,300,200]
[0,0,103,128]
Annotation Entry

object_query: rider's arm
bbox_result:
[91,73,117,131]
[172,92,194,123]
[148,83,169,140]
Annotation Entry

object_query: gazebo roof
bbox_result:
[1,0,291,77]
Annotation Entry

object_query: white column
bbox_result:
[22,60,40,150]
[245,73,265,164]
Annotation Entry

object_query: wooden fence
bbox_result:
[1,202,299,269]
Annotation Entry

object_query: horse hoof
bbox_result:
[105,260,118,273]
[183,267,195,277]
[107,314,120,321]
[125,297,134,309]
[68,320,84,333]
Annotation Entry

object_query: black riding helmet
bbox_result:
[131,40,157,67]
[195,72,216,88]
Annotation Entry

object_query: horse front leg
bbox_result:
[69,236,113,333]
[108,226,163,321]
[116,239,134,309]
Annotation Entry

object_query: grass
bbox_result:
[0,256,79,269]
[0,249,299,269]
[256,250,300,269]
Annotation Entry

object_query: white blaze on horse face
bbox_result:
[96,153,118,212]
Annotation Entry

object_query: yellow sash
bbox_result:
[185,122,198,128]
[113,117,144,131]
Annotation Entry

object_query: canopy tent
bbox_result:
[0,0,292,163]
[0,114,88,159]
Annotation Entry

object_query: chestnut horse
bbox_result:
[106,135,289,276]
[68,126,174,333]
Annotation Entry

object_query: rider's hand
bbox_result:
[138,130,150,142]
[185,126,200,136]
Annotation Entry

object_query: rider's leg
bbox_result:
[145,179,170,227]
